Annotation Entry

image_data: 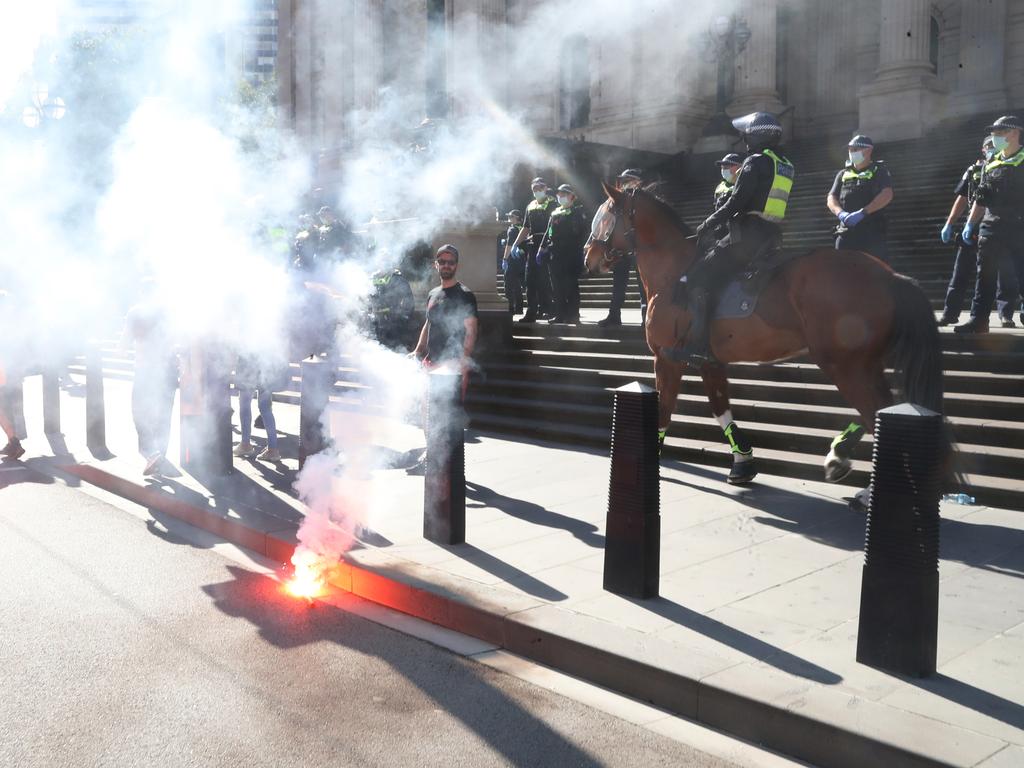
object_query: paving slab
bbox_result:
[12,369,1024,767]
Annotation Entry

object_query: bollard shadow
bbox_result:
[44,432,73,458]
[466,481,604,549]
[203,565,603,768]
[0,464,56,489]
[633,597,843,685]
[904,673,1024,733]
[145,507,214,550]
[446,543,569,602]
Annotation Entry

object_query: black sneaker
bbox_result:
[936,315,958,327]
[1001,317,1017,328]
[597,314,622,328]
[517,314,537,324]
[953,320,990,334]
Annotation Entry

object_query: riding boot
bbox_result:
[679,288,711,363]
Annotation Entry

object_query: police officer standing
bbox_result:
[501,209,525,315]
[714,153,744,210]
[598,169,646,328]
[956,116,1024,334]
[939,137,1019,327]
[546,184,588,324]
[827,135,894,261]
[673,112,795,363]
[507,177,557,323]
[369,267,415,350]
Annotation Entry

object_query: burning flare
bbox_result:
[285,548,326,601]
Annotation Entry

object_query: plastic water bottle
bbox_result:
[941,492,975,505]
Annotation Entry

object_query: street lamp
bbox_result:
[702,15,751,136]
[22,83,67,129]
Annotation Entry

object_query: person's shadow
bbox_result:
[466,481,604,549]
[203,565,603,768]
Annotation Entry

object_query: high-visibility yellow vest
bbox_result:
[762,148,794,222]
[985,147,1024,172]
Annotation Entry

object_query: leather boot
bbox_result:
[679,289,711,363]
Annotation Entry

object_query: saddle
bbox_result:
[673,245,802,320]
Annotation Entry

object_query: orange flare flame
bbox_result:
[285,551,326,601]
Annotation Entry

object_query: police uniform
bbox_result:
[713,153,743,212]
[941,158,1019,324]
[521,179,558,321]
[546,186,588,323]
[369,269,414,350]
[830,150,893,261]
[602,169,648,328]
[675,112,794,362]
[959,116,1024,332]
[502,211,525,314]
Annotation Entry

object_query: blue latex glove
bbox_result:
[940,223,954,244]
[962,222,976,245]
[535,249,545,265]
[501,258,509,273]
[844,209,866,228]
[837,210,850,225]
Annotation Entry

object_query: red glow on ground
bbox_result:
[285,552,326,601]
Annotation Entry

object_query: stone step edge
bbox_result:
[55,461,988,768]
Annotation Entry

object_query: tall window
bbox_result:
[426,0,447,118]
[559,35,590,131]
[929,16,940,74]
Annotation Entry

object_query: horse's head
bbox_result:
[584,181,636,275]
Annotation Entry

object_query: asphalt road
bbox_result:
[0,466,739,768]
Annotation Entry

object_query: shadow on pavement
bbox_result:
[906,673,1024,733]
[447,543,568,602]
[466,481,604,549]
[203,565,602,768]
[633,597,844,685]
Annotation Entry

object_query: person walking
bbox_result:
[232,354,283,462]
[827,135,894,261]
[956,116,1024,334]
[939,137,1020,327]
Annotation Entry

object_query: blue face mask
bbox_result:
[849,151,866,166]
[990,134,1010,155]
[533,189,547,201]
[984,147,997,161]
[721,168,736,184]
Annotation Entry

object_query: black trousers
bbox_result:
[836,222,888,263]
[524,247,553,316]
[969,232,1022,323]
[503,258,525,313]
[609,256,647,323]
[549,250,581,320]
[943,240,1019,321]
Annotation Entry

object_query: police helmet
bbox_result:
[715,153,744,167]
[530,177,548,189]
[731,112,783,149]
[617,168,643,182]
[848,135,874,149]
[436,244,459,260]
[507,209,523,220]
[987,115,1024,132]
[556,183,576,195]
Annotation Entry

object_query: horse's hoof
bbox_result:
[728,458,757,485]
[824,456,852,483]
[848,486,871,513]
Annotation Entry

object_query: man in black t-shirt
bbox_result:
[411,244,479,395]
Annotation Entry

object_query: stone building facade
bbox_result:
[278,0,1024,158]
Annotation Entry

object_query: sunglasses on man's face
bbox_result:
[436,259,457,266]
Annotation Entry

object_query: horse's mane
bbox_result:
[634,184,694,237]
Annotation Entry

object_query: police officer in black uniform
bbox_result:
[673,112,795,363]
[827,135,894,261]
[599,169,647,328]
[507,177,557,323]
[956,116,1024,334]
[368,267,415,350]
[501,209,525,315]
[714,153,744,210]
[546,184,588,324]
[939,137,1020,327]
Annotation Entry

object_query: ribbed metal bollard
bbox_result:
[85,341,106,451]
[298,357,334,469]
[179,345,232,475]
[856,403,942,677]
[423,369,465,545]
[603,382,660,599]
[42,368,60,435]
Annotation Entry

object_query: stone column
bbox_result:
[728,0,785,116]
[953,0,1007,114]
[352,0,383,112]
[815,2,859,124]
[858,0,947,141]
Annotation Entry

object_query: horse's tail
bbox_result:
[887,274,944,414]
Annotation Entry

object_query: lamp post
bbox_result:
[702,15,751,137]
[22,83,67,129]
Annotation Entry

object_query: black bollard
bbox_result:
[179,345,232,475]
[856,403,943,677]
[85,342,106,451]
[42,368,61,435]
[423,369,465,545]
[603,382,660,599]
[298,357,334,469]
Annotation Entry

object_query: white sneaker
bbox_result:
[257,447,281,462]
[233,442,256,458]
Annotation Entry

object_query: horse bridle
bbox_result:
[590,189,638,269]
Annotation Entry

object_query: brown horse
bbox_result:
[584,183,946,486]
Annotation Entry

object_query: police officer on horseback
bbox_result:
[674,112,794,364]
[827,135,894,261]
